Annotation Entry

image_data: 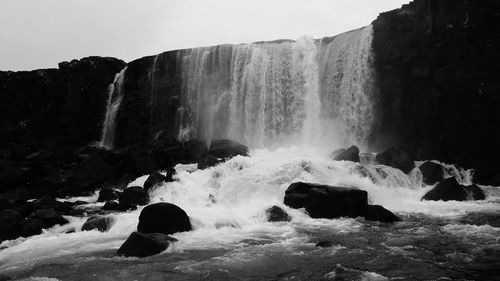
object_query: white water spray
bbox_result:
[98,67,127,150]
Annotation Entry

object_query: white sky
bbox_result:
[0,0,409,71]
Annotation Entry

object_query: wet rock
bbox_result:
[284,182,368,219]
[116,231,177,258]
[182,139,208,162]
[197,155,223,170]
[102,200,122,211]
[20,218,45,237]
[375,146,415,173]
[143,172,166,192]
[315,241,335,248]
[97,188,118,202]
[137,202,191,235]
[419,161,444,185]
[32,196,72,214]
[363,205,400,223]
[333,145,360,163]
[0,209,23,241]
[119,186,149,207]
[265,206,291,222]
[27,209,69,228]
[0,167,29,192]
[421,178,467,201]
[208,139,249,159]
[81,216,114,232]
[464,184,485,200]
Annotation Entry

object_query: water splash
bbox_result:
[98,67,127,150]
[175,26,375,149]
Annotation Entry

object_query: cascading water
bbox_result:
[176,26,375,149]
[2,26,499,280]
[98,67,127,150]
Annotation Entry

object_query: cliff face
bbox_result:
[0,57,126,151]
[371,0,500,184]
[1,0,499,186]
[115,51,182,148]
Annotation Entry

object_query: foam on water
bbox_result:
[1,146,499,273]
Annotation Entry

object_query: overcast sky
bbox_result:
[0,0,409,71]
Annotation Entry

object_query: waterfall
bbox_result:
[175,25,375,149]
[98,67,127,150]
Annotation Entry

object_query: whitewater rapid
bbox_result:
[1,146,499,274]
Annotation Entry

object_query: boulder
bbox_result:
[0,209,23,241]
[81,216,114,232]
[197,155,223,170]
[363,205,400,223]
[315,241,335,248]
[284,182,368,219]
[32,196,72,214]
[265,206,291,222]
[182,139,208,162]
[143,172,166,192]
[20,218,45,237]
[375,147,415,173]
[0,167,29,192]
[116,231,177,258]
[97,188,119,202]
[27,209,69,228]
[208,139,249,159]
[333,145,360,163]
[419,161,444,185]
[464,184,485,200]
[102,200,123,211]
[137,203,191,235]
[421,178,468,201]
[119,186,149,207]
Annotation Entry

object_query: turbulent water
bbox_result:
[98,67,127,150]
[4,26,499,280]
[176,26,375,149]
[98,26,375,150]
[1,147,499,280]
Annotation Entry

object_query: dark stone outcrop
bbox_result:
[208,139,249,159]
[81,216,114,232]
[116,231,177,258]
[0,209,23,241]
[370,0,500,185]
[20,209,69,236]
[375,146,415,173]
[137,202,191,235]
[419,161,444,185]
[363,205,401,223]
[284,182,368,219]
[265,206,291,222]
[284,182,399,223]
[0,57,125,153]
[119,186,149,207]
[464,184,485,200]
[422,177,467,201]
[333,146,360,163]
[143,172,166,192]
[197,155,224,170]
[102,200,123,211]
[97,188,119,202]
[315,241,335,248]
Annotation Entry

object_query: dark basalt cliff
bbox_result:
[0,57,126,150]
[370,0,500,184]
[115,52,182,148]
[0,0,499,199]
